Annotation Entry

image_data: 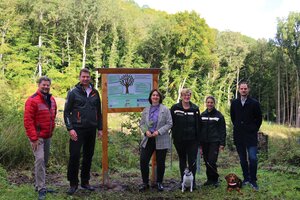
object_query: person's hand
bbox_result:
[146,131,152,138]
[98,130,103,139]
[152,131,159,137]
[31,140,39,151]
[219,145,225,152]
[69,129,78,141]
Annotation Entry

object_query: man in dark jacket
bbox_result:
[64,68,102,195]
[230,81,262,191]
[170,88,201,189]
[24,76,57,200]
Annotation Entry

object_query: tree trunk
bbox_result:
[95,71,99,90]
[82,28,88,69]
[227,84,232,106]
[235,66,240,99]
[266,95,269,121]
[282,86,286,124]
[1,30,5,75]
[176,77,187,103]
[94,33,101,90]
[109,23,118,68]
[162,55,170,97]
[295,69,300,127]
[296,106,300,128]
[38,35,42,77]
[67,32,71,67]
[286,70,290,125]
[276,63,281,124]
[37,11,43,77]
[289,96,294,126]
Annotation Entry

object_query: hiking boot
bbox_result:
[67,186,78,195]
[38,189,46,200]
[250,181,259,191]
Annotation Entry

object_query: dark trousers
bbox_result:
[235,144,258,182]
[67,128,96,186]
[174,140,198,183]
[140,138,167,184]
[201,142,220,182]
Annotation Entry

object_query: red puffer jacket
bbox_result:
[24,90,57,141]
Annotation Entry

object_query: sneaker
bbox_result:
[81,184,95,191]
[157,182,164,192]
[242,179,250,186]
[38,189,47,200]
[250,181,259,191]
[67,186,78,195]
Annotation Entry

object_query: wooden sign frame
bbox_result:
[96,68,161,185]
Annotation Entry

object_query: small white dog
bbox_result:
[182,168,194,192]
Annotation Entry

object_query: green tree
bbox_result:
[275,12,300,126]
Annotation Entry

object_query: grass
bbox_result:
[261,121,300,138]
[0,158,299,200]
[1,111,300,200]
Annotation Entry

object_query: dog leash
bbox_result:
[202,156,219,174]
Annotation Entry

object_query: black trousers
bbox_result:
[174,140,198,183]
[67,128,96,186]
[201,142,220,182]
[140,138,167,184]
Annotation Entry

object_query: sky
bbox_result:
[133,0,300,40]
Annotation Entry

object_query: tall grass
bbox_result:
[0,77,33,168]
[260,122,300,172]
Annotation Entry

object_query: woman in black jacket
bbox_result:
[171,88,201,189]
[200,96,226,187]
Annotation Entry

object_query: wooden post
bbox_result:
[101,74,109,185]
[151,73,159,186]
[96,68,161,187]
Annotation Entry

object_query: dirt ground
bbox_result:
[7,169,181,194]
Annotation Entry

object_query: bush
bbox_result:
[91,131,141,172]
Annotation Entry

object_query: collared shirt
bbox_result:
[241,96,247,106]
[85,85,92,97]
[149,104,160,132]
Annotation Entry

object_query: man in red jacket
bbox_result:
[24,76,57,200]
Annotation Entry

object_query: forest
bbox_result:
[0,0,300,199]
[0,0,299,125]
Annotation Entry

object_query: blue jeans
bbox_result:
[235,144,258,182]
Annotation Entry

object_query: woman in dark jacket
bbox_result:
[200,96,226,187]
[171,88,201,189]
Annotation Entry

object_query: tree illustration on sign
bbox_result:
[120,74,134,94]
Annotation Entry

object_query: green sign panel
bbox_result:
[107,74,153,108]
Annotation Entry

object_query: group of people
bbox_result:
[24,68,102,200]
[23,68,262,200]
[138,83,262,192]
